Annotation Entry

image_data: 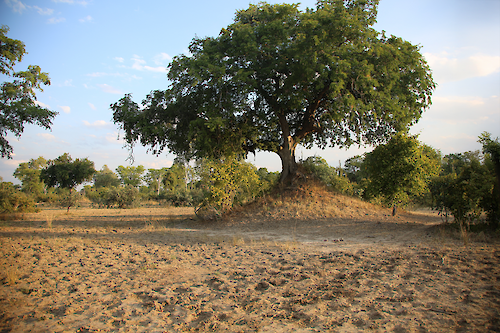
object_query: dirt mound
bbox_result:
[225,180,389,224]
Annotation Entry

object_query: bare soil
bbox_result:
[0,204,499,332]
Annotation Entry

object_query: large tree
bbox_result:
[111,0,435,184]
[1,26,58,158]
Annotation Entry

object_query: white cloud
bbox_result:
[97,84,123,94]
[131,55,147,70]
[48,17,66,24]
[153,52,172,65]
[88,103,96,110]
[37,133,57,141]
[35,100,51,108]
[131,55,167,73]
[79,15,92,23]
[4,158,24,167]
[58,105,71,113]
[144,160,173,169]
[424,52,500,84]
[33,6,54,15]
[5,0,27,13]
[83,120,110,127]
[433,96,485,108]
[114,57,124,63]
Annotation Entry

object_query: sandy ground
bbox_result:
[0,207,499,332]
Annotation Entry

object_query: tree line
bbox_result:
[1,131,498,230]
[0,153,280,214]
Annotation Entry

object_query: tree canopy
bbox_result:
[40,153,95,192]
[116,165,145,188]
[93,165,121,188]
[0,25,58,158]
[40,153,95,211]
[111,0,435,183]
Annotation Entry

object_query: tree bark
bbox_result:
[277,111,300,185]
[278,134,298,185]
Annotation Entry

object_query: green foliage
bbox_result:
[430,132,500,228]
[144,167,169,196]
[111,1,435,183]
[197,156,261,214]
[479,132,500,227]
[85,185,140,209]
[160,187,201,207]
[13,156,47,200]
[256,168,280,194]
[0,181,37,213]
[116,165,145,188]
[40,153,95,211]
[164,160,191,192]
[0,25,58,158]
[301,156,354,195]
[93,165,121,188]
[344,155,368,184]
[363,133,441,210]
[103,185,140,209]
[431,152,494,226]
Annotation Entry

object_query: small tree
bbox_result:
[1,25,58,158]
[196,156,261,217]
[363,133,441,215]
[93,165,121,188]
[144,167,169,196]
[40,153,95,211]
[13,156,47,200]
[430,146,497,228]
[116,165,145,188]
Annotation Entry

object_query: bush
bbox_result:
[197,156,262,214]
[160,188,197,207]
[0,182,38,213]
[301,156,354,195]
[85,185,140,208]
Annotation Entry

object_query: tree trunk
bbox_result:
[278,135,298,185]
[67,188,72,213]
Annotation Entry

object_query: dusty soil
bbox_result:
[0,206,499,332]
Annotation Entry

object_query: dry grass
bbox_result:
[232,180,386,222]
[3,267,20,286]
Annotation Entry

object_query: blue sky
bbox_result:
[1,0,499,184]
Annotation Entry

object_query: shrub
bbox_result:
[0,182,37,213]
[197,156,261,214]
[85,185,140,208]
[301,156,354,195]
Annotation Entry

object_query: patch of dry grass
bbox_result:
[230,180,387,222]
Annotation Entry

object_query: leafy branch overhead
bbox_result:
[111,0,435,183]
[0,25,58,158]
